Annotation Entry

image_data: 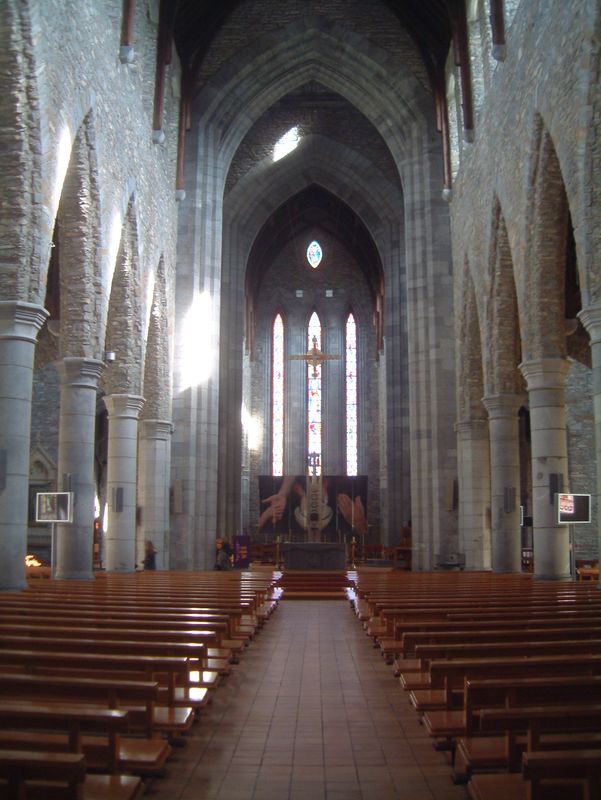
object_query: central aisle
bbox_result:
[147,601,469,800]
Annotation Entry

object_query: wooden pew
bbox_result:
[0,623,228,680]
[0,649,192,710]
[399,637,601,681]
[0,607,245,665]
[0,698,171,776]
[380,615,601,668]
[370,595,601,638]
[422,674,601,751]
[466,708,601,799]
[404,652,601,705]
[468,749,601,800]
[0,749,144,800]
[0,672,194,740]
[523,750,601,799]
[17,575,271,635]
[0,600,249,648]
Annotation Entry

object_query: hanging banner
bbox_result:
[258,475,367,539]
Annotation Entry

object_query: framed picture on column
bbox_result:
[35,492,74,523]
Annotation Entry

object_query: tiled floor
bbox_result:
[145,601,469,800]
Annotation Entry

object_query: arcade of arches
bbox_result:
[1,0,600,589]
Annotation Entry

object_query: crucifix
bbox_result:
[289,335,341,378]
[288,333,340,542]
[305,451,326,542]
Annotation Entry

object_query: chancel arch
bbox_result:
[246,198,381,545]
[176,10,455,566]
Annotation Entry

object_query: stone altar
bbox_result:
[281,542,347,570]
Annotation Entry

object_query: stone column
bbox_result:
[578,303,601,568]
[54,357,104,580]
[455,418,491,570]
[519,358,571,579]
[482,394,523,573]
[103,394,144,571]
[0,301,48,590]
[137,419,173,570]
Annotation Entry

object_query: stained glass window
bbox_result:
[307,311,322,475]
[306,240,322,269]
[346,313,357,476]
[272,314,284,476]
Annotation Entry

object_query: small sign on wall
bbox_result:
[35,492,74,523]
[556,493,591,525]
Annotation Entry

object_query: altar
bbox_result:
[280,542,347,570]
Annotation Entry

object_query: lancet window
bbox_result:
[272,313,284,475]
[307,311,322,475]
[346,312,358,476]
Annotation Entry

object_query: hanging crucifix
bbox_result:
[289,336,340,542]
[289,335,341,377]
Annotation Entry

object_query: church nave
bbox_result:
[147,601,468,800]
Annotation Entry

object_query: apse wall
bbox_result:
[249,229,381,542]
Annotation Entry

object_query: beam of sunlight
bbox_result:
[242,403,262,451]
[51,125,73,215]
[106,209,123,288]
[145,268,155,333]
[273,126,300,162]
[180,291,215,390]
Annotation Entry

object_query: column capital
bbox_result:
[454,418,488,437]
[518,358,571,391]
[578,302,601,344]
[139,418,174,441]
[481,393,525,418]
[0,301,48,342]
[54,357,105,388]
[103,393,145,419]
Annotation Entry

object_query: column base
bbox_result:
[53,570,95,581]
[0,579,27,592]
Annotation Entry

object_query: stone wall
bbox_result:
[450,0,600,564]
[6,0,181,560]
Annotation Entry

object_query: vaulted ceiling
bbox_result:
[159,0,490,195]
[160,0,473,339]
[169,0,453,99]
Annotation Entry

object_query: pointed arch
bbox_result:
[345,311,358,476]
[522,117,570,361]
[103,197,143,395]
[272,311,285,476]
[195,17,432,174]
[142,256,170,420]
[457,261,485,421]
[307,310,323,474]
[55,111,103,360]
[486,199,523,395]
